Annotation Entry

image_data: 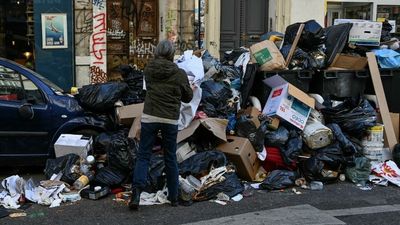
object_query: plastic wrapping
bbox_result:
[280,131,303,165]
[193,172,244,201]
[44,153,81,185]
[179,151,227,177]
[106,130,138,173]
[345,157,371,185]
[321,98,377,138]
[119,65,145,105]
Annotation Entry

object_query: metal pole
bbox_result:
[198,0,201,49]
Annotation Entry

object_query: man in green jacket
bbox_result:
[129,40,193,210]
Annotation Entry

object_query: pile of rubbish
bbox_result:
[2,18,400,211]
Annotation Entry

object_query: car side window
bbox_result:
[0,65,44,104]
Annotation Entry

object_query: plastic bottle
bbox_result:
[73,175,90,190]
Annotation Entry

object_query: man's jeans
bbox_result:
[133,122,179,200]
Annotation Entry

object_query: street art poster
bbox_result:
[41,13,68,49]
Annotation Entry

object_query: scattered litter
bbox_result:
[231,194,243,202]
[292,188,302,195]
[9,212,27,218]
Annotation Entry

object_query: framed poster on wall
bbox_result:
[41,13,68,49]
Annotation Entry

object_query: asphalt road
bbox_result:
[2,167,400,225]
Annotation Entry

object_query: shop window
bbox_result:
[378,5,400,33]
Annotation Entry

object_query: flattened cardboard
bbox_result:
[177,118,228,143]
[116,103,144,126]
[217,136,260,181]
[328,54,368,70]
[128,116,141,140]
[367,52,397,150]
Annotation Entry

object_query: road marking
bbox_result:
[183,204,345,225]
[325,204,400,217]
[184,204,400,225]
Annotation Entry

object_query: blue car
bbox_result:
[0,58,110,166]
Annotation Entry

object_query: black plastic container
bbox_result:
[311,70,369,98]
[251,70,313,108]
[365,68,400,113]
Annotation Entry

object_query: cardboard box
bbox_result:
[116,103,144,126]
[328,54,368,70]
[177,118,228,143]
[262,75,315,130]
[128,116,142,140]
[334,19,382,46]
[54,134,92,158]
[217,136,260,181]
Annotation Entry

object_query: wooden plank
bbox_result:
[367,52,398,150]
[285,23,305,67]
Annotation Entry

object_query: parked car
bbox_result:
[0,57,110,166]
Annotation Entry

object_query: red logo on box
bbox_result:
[272,88,283,97]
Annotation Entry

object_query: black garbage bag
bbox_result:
[200,80,233,118]
[260,170,298,190]
[393,144,400,167]
[214,64,242,81]
[235,115,265,152]
[321,98,376,138]
[93,166,127,187]
[301,142,347,182]
[265,126,289,147]
[240,63,259,108]
[145,154,166,193]
[323,23,353,66]
[280,130,303,165]
[326,123,357,155]
[77,82,128,113]
[345,157,371,185]
[280,45,312,70]
[284,20,326,51]
[202,50,221,72]
[93,132,112,155]
[193,172,244,201]
[179,151,227,177]
[300,157,324,182]
[44,154,81,185]
[106,130,138,173]
[119,65,145,105]
[222,48,248,64]
[315,142,346,169]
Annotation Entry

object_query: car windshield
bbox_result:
[31,70,65,94]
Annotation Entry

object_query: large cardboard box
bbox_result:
[116,103,144,126]
[217,136,260,181]
[334,19,382,46]
[262,75,315,130]
[328,54,368,70]
[177,118,228,143]
[54,134,92,158]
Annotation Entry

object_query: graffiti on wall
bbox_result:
[90,0,107,83]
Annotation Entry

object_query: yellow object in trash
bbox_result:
[70,87,78,95]
[269,35,283,42]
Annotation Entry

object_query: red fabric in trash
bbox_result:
[263,147,296,172]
